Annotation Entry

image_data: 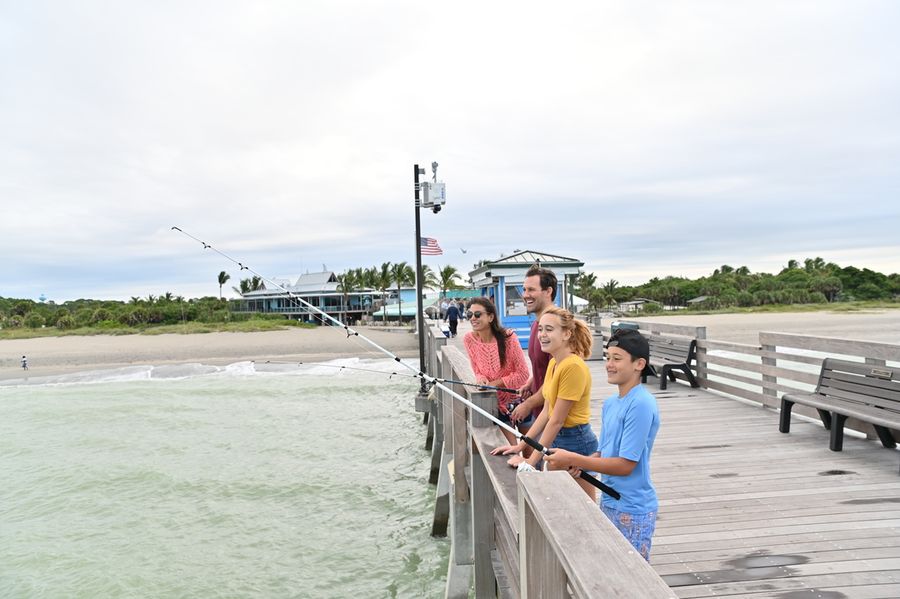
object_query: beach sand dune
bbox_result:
[619,309,900,345]
[0,326,419,381]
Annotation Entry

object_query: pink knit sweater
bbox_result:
[463,330,530,412]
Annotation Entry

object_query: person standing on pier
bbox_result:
[463,297,531,445]
[544,329,660,561]
[444,300,460,337]
[508,265,557,426]
[492,306,599,499]
[21,355,28,370]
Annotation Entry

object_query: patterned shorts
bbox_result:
[601,505,657,561]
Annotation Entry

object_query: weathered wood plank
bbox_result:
[472,437,497,597]
[760,331,900,362]
[517,472,676,598]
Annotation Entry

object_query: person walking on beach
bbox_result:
[492,306,599,500]
[462,297,531,445]
[544,328,661,561]
[508,266,558,428]
[21,355,28,370]
[445,300,460,337]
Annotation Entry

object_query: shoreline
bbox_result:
[3,310,899,382]
[0,327,419,382]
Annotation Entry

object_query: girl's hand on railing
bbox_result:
[490,442,525,457]
[507,454,526,468]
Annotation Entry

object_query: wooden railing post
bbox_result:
[431,351,452,536]
[518,474,567,598]
[517,472,676,598]
[760,333,779,409]
[695,325,708,386]
[471,441,496,597]
[441,349,474,598]
[468,389,497,596]
[426,327,448,453]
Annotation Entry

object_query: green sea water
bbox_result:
[0,360,449,598]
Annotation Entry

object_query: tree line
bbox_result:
[0,294,248,331]
[0,263,468,332]
[570,257,900,313]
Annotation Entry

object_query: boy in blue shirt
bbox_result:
[544,329,660,560]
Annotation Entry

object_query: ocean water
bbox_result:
[0,360,449,598]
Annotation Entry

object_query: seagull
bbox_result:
[460,248,467,254]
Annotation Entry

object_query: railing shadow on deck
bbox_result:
[420,324,674,599]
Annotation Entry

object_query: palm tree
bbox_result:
[438,265,463,298]
[376,262,393,325]
[218,271,231,299]
[336,270,360,323]
[602,279,619,299]
[232,276,266,296]
[420,265,439,290]
[391,261,415,324]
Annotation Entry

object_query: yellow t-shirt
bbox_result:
[543,355,591,427]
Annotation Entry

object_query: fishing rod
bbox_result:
[260,360,521,394]
[172,226,620,500]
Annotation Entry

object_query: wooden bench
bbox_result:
[779,358,900,456]
[641,334,699,390]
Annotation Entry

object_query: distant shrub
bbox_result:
[24,312,45,328]
[91,308,112,324]
[55,314,77,329]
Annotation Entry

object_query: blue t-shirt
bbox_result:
[446,305,460,321]
[598,384,660,514]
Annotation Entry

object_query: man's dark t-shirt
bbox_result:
[528,319,551,394]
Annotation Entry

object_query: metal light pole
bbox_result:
[413,164,427,393]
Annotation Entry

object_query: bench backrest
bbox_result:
[647,335,696,365]
[817,358,900,413]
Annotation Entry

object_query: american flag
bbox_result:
[420,237,443,256]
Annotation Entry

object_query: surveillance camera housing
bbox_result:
[419,181,447,210]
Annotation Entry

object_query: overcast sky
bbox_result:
[1,1,898,302]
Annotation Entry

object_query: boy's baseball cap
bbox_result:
[607,329,654,377]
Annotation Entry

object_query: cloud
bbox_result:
[1,1,898,301]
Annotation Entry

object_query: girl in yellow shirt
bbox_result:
[492,306,598,499]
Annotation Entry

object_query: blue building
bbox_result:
[236,271,402,323]
[468,250,584,349]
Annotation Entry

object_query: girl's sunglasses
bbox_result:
[465,310,485,320]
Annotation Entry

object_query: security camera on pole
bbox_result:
[414,162,446,397]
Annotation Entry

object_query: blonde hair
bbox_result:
[542,306,593,359]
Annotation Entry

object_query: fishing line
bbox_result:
[172,226,620,500]
[259,360,521,394]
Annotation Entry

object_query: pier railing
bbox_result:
[596,319,900,438]
[421,324,674,598]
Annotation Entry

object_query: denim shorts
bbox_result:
[601,505,657,561]
[551,423,598,456]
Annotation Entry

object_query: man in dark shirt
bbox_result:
[509,266,558,424]
[445,301,461,337]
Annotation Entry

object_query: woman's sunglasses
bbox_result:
[465,310,485,320]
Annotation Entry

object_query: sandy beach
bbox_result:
[617,308,900,345]
[3,310,898,382]
[0,326,419,382]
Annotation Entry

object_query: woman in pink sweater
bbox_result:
[462,297,531,445]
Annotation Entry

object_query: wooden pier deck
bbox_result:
[431,321,900,597]
[632,370,900,598]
